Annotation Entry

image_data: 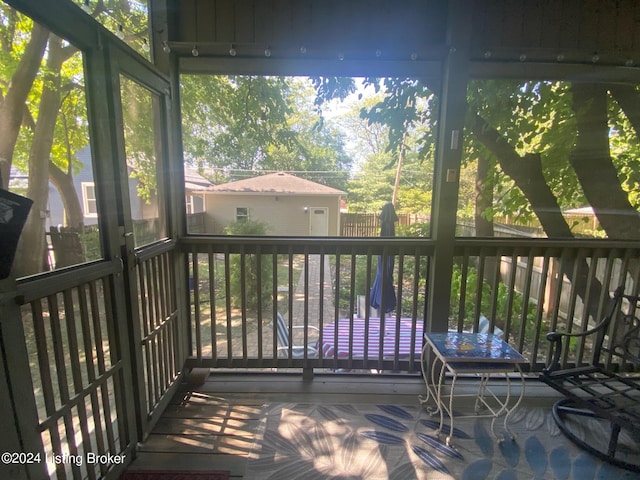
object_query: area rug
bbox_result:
[245,403,637,480]
[119,471,229,480]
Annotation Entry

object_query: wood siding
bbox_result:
[170,0,640,68]
[170,0,448,60]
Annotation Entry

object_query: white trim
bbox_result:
[236,206,249,222]
[81,182,98,218]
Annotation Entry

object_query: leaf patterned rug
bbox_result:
[245,403,638,480]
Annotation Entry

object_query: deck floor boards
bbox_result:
[124,372,562,479]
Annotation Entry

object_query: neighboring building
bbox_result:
[203,172,345,236]
[45,149,211,228]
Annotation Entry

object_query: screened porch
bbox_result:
[2,1,640,479]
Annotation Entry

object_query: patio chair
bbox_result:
[275,312,320,359]
[478,315,504,337]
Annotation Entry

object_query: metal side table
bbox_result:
[419,332,527,446]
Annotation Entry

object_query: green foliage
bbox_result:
[120,76,157,201]
[78,227,101,262]
[224,220,273,310]
[343,80,435,216]
[396,222,430,237]
[180,75,352,191]
[449,263,539,341]
[223,219,268,236]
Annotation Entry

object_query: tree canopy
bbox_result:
[180,75,352,190]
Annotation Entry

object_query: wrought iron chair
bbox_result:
[275,312,320,359]
[540,286,640,472]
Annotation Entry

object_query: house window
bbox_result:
[82,182,98,217]
[186,195,196,214]
[236,207,249,222]
[186,194,205,214]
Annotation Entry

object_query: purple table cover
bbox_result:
[319,317,424,359]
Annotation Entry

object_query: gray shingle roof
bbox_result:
[206,172,345,195]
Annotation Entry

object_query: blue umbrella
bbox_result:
[370,202,398,314]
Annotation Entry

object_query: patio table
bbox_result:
[319,317,424,359]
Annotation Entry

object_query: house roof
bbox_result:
[184,167,214,190]
[205,172,345,196]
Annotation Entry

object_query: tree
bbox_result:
[180,75,353,190]
[17,34,80,275]
[466,79,640,240]
[2,3,151,276]
[0,7,48,189]
[339,83,435,214]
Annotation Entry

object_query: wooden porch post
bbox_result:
[152,0,193,377]
[427,0,472,333]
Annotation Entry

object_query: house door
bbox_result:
[309,207,329,236]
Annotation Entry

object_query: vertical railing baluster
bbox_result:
[48,293,81,479]
[502,252,517,342]
[516,252,534,354]
[474,249,485,330]
[599,250,618,369]
[576,248,599,365]
[363,248,373,368]
[487,249,501,331]
[457,250,470,332]
[530,254,550,369]
[146,259,160,404]
[272,248,278,362]
[409,248,422,370]
[333,250,341,370]
[208,246,217,362]
[303,246,310,361]
[96,279,117,455]
[62,288,94,479]
[138,259,153,409]
[318,247,326,362]
[255,245,263,362]
[287,247,294,364]
[78,283,104,477]
[239,244,248,361]
[393,250,404,371]
[155,256,169,393]
[224,246,232,363]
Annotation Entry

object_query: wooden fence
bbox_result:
[340,212,429,237]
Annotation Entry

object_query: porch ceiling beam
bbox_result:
[180,56,443,79]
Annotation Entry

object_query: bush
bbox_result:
[450,263,539,340]
[396,222,430,237]
[224,220,273,310]
[224,219,269,236]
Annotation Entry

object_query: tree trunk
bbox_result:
[0,22,49,188]
[470,112,604,322]
[475,153,494,237]
[471,113,574,238]
[609,84,640,142]
[570,83,640,240]
[14,36,66,276]
[49,162,84,229]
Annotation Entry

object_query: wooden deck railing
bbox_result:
[133,242,182,433]
[8,243,183,479]
[452,239,640,372]
[181,236,640,374]
[6,235,639,480]
[180,237,434,372]
[13,260,135,480]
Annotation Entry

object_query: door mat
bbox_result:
[119,471,229,480]
[245,403,636,479]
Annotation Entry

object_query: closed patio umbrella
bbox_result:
[370,201,398,314]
